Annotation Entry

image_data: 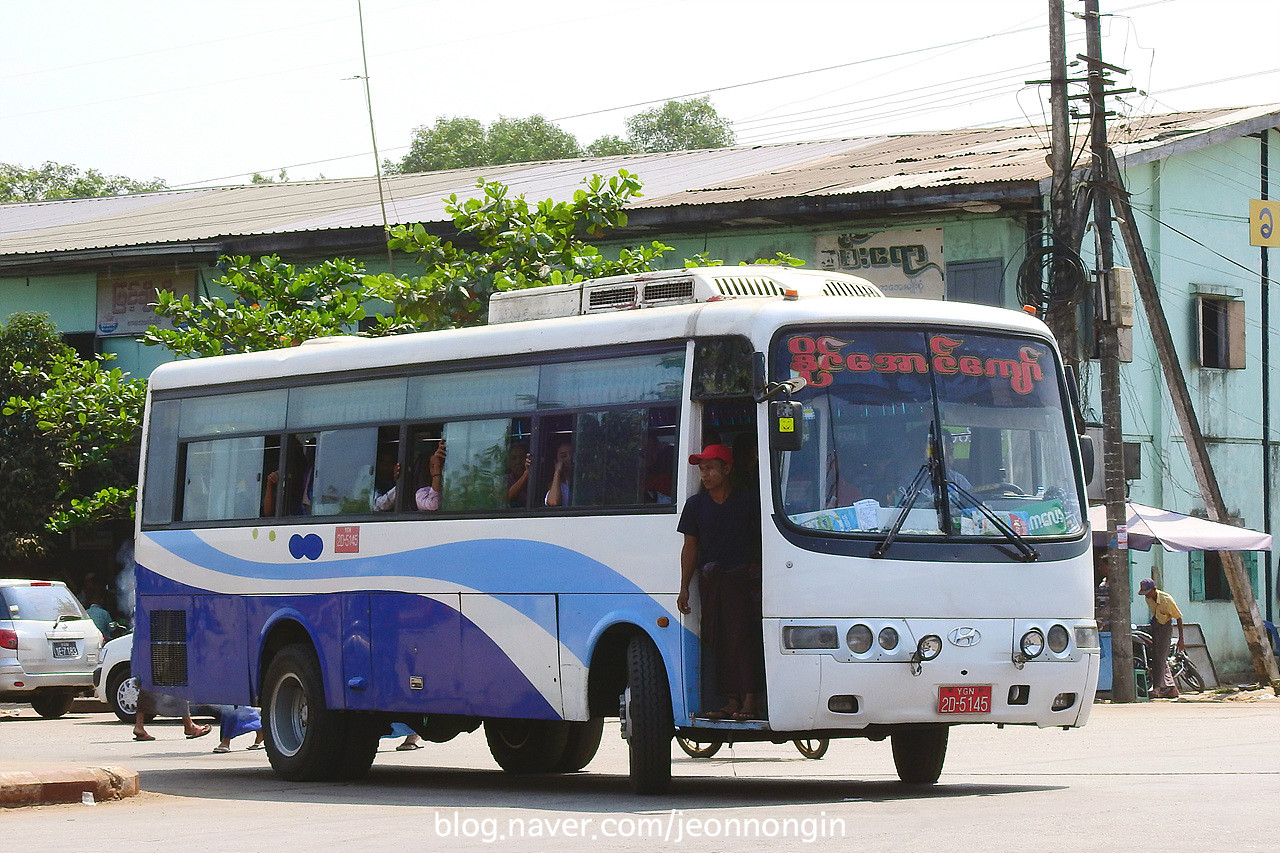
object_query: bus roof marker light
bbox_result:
[783,288,800,300]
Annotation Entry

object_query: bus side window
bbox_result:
[310,428,378,516]
[644,406,678,504]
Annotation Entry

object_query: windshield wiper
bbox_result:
[947,480,1040,561]
[870,462,933,558]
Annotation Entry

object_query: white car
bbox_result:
[1,579,103,718]
[93,633,139,723]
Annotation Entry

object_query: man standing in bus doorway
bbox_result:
[1139,577,1186,698]
[676,444,765,720]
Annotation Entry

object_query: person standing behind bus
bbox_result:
[1139,577,1186,698]
[676,444,765,720]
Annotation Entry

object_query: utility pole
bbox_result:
[1082,0,1136,702]
[1044,0,1080,366]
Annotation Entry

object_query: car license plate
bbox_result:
[938,684,991,714]
[52,640,78,659]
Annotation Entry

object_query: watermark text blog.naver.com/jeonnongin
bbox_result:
[432,809,847,844]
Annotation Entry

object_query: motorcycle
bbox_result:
[1131,625,1205,694]
[676,736,829,760]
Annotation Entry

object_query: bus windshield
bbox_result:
[776,327,1084,540]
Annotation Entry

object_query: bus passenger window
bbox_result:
[432,419,518,511]
[311,428,378,516]
[644,406,678,504]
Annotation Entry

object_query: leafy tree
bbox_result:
[585,134,642,157]
[625,97,735,152]
[143,256,374,357]
[1,313,146,548]
[251,169,290,184]
[486,115,582,165]
[390,116,488,174]
[366,170,674,329]
[0,161,166,203]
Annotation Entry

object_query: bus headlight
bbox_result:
[916,635,942,661]
[1047,624,1070,654]
[1015,629,1045,668]
[846,624,873,654]
[878,626,900,651]
[784,626,838,649]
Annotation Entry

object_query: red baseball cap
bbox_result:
[688,444,733,466]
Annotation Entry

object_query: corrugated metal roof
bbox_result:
[2,106,1276,258]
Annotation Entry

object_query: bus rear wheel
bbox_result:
[891,724,948,785]
[484,718,572,773]
[623,634,673,794]
[262,643,349,781]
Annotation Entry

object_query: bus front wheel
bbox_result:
[262,643,348,781]
[623,634,673,794]
[891,724,949,785]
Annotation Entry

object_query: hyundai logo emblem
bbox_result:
[948,627,982,647]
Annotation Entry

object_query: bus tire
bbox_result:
[31,690,75,719]
[334,714,382,780]
[484,718,572,774]
[623,634,673,794]
[891,724,948,785]
[554,717,605,772]
[262,643,345,781]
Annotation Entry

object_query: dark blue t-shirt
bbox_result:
[677,488,762,568]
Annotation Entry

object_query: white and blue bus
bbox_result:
[133,265,1098,793]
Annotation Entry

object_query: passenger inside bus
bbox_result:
[545,439,573,507]
[506,442,530,507]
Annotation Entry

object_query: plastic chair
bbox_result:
[1264,620,1280,657]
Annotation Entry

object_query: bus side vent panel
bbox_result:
[642,279,694,303]
[150,609,189,687]
[823,278,885,298]
[711,276,784,297]
[586,284,639,311]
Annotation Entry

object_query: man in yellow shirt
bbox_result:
[1138,578,1186,698]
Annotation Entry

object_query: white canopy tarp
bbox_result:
[1089,501,1273,553]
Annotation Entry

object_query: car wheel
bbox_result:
[106,664,149,724]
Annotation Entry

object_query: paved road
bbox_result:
[2,698,1277,852]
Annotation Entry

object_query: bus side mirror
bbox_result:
[1078,433,1095,486]
[769,400,803,452]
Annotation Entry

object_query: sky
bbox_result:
[2,0,1278,190]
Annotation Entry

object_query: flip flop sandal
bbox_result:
[133,733,156,741]
[246,742,265,750]
[186,725,212,739]
[212,745,231,753]
[395,742,423,751]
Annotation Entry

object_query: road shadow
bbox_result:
[133,762,1064,812]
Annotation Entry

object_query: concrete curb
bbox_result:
[0,764,140,808]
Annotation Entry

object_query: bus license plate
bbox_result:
[52,641,78,659]
[938,685,991,714]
